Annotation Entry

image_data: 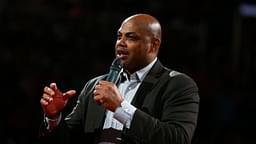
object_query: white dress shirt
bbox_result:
[103,57,157,130]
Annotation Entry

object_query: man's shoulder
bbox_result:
[163,67,192,79]
[162,67,197,85]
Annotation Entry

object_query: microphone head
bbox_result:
[111,57,123,71]
[111,57,123,69]
[106,57,123,84]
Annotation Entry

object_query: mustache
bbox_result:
[116,47,128,54]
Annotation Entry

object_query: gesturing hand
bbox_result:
[40,83,76,118]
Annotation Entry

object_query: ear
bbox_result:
[151,38,161,53]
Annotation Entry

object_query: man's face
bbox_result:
[115,20,153,73]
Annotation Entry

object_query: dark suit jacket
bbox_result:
[39,60,200,144]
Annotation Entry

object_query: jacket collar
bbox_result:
[131,59,164,108]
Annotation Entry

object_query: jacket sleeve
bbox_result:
[38,77,99,144]
[125,74,200,144]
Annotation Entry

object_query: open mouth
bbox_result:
[116,49,128,59]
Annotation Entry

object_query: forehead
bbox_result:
[118,20,148,35]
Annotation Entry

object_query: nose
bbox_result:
[116,36,126,47]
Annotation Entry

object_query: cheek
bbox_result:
[115,42,119,49]
[127,42,148,58]
[130,48,146,63]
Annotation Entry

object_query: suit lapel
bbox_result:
[131,60,164,109]
[84,78,106,133]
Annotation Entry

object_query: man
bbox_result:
[39,13,200,144]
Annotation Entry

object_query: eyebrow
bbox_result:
[117,31,138,37]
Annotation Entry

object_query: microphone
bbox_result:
[106,57,123,84]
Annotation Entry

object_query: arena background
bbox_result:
[1,0,255,143]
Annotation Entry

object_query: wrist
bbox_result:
[44,113,62,130]
[45,112,60,120]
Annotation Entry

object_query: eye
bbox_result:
[117,34,121,40]
[127,35,139,41]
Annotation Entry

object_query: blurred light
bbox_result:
[240,3,256,17]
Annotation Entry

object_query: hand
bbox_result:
[40,83,76,118]
[93,80,124,112]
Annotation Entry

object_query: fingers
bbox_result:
[50,82,57,89]
[93,81,114,105]
[50,83,63,97]
[40,93,53,105]
[94,94,104,105]
[42,93,53,101]
[93,83,104,105]
[40,97,49,106]
[63,90,76,100]
[41,83,61,107]
[44,86,55,96]
[98,80,113,86]
[94,80,112,92]
[42,86,54,105]
[42,83,76,102]
[93,81,124,111]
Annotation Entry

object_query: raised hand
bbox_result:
[40,83,76,118]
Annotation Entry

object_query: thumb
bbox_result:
[63,90,76,100]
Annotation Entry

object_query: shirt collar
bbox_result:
[130,57,157,82]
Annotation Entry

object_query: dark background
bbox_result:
[1,0,255,143]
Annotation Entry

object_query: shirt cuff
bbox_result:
[45,113,62,130]
[114,100,136,128]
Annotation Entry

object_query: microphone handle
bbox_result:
[106,67,123,84]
